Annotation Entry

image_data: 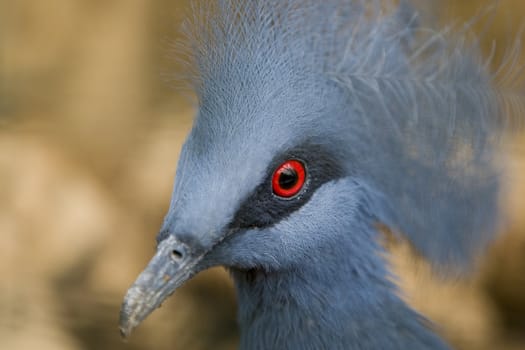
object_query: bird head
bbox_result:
[120,0,519,339]
[119,48,363,335]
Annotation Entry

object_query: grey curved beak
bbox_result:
[119,235,201,338]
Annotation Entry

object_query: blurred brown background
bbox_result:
[1,1,524,349]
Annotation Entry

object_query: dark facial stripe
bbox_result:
[230,143,345,229]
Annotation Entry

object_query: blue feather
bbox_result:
[120,1,524,348]
[181,0,523,271]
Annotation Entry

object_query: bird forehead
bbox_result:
[163,117,297,242]
[163,67,341,241]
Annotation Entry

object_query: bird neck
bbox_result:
[230,222,450,350]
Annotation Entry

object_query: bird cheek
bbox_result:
[203,228,280,270]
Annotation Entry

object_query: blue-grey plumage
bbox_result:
[120,1,524,349]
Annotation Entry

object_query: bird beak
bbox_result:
[119,235,201,338]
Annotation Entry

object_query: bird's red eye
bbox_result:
[272,159,306,198]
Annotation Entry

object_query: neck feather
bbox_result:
[230,224,450,350]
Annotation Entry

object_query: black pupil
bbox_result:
[278,167,298,189]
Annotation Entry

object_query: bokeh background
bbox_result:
[1,1,524,349]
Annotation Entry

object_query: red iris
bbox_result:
[272,159,306,198]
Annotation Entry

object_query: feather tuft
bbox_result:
[181,0,524,272]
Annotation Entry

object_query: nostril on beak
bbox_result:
[161,235,190,264]
[170,248,184,262]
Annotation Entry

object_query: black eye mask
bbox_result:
[230,143,345,229]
